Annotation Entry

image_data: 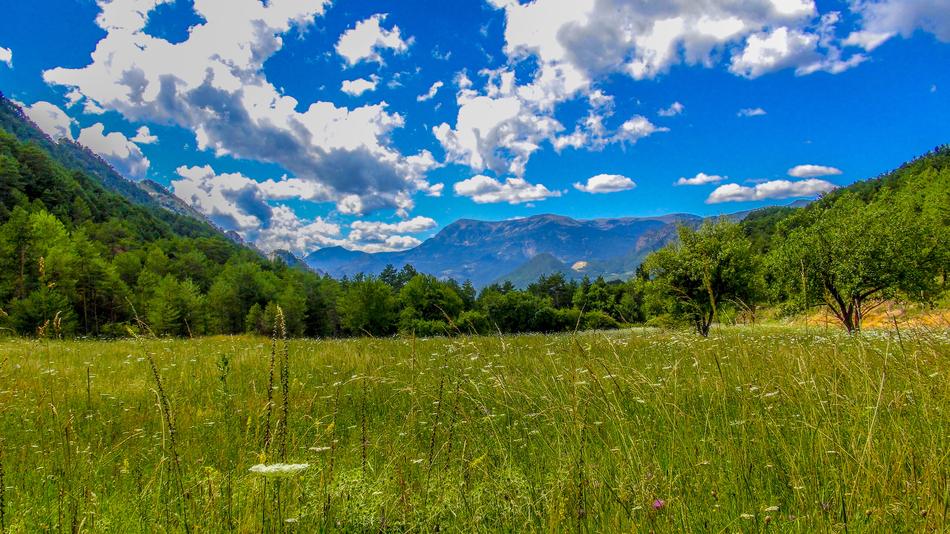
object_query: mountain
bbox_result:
[306,213,707,287]
[0,93,236,242]
[493,252,570,287]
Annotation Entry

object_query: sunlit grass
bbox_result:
[0,325,947,531]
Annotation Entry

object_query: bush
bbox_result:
[581,310,619,330]
[399,318,450,337]
[456,310,490,335]
[554,308,582,331]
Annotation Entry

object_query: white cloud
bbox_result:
[676,172,725,186]
[346,215,436,252]
[738,107,767,117]
[340,76,379,96]
[171,165,342,255]
[434,92,562,176]
[258,205,343,256]
[173,165,268,231]
[78,123,151,178]
[417,81,443,102]
[729,26,817,78]
[615,115,669,144]
[729,18,866,79]
[349,216,436,241]
[440,0,838,177]
[849,0,950,47]
[706,178,836,203]
[44,0,438,216]
[335,13,410,66]
[843,30,894,51]
[658,101,684,117]
[19,101,75,140]
[453,175,561,204]
[787,164,842,178]
[0,46,12,68]
[573,174,636,194]
[131,125,158,144]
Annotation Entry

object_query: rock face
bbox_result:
[306,213,707,287]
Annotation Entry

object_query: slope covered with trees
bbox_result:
[0,92,946,340]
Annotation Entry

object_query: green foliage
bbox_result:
[581,310,620,330]
[772,192,937,332]
[643,219,759,336]
[337,278,397,336]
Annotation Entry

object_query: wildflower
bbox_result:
[764,505,779,512]
[652,499,666,510]
[248,463,309,478]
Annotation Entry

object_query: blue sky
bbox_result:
[0,0,947,255]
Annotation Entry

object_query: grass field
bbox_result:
[0,326,948,532]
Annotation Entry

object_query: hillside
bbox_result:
[0,93,220,238]
[0,106,333,337]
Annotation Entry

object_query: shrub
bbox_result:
[581,310,619,330]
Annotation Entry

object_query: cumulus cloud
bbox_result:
[676,172,725,186]
[19,101,75,140]
[439,0,862,178]
[417,81,443,102]
[340,76,379,96]
[335,13,410,66]
[658,101,684,117]
[615,115,669,144]
[0,46,11,68]
[171,165,342,255]
[78,123,151,178]
[706,178,836,203]
[738,107,767,117]
[453,175,561,204]
[848,0,950,49]
[43,0,437,216]
[131,125,158,144]
[729,16,866,78]
[172,165,274,231]
[787,164,842,177]
[346,216,436,252]
[574,174,636,194]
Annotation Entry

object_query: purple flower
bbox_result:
[652,499,666,511]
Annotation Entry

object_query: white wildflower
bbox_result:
[249,463,309,478]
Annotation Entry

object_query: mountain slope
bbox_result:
[0,93,224,239]
[306,213,705,287]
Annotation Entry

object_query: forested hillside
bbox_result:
[0,94,946,339]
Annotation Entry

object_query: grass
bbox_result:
[0,326,947,531]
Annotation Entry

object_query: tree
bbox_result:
[528,273,574,309]
[399,274,464,323]
[773,193,936,333]
[148,275,183,336]
[643,219,758,336]
[337,277,397,336]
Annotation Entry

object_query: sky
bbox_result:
[0,0,947,256]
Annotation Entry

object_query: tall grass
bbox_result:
[0,326,947,531]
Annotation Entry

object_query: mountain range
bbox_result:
[305,212,744,287]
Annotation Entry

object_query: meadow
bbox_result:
[0,325,948,532]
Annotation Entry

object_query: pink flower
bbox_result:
[652,499,666,510]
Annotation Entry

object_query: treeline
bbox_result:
[1,120,947,338]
